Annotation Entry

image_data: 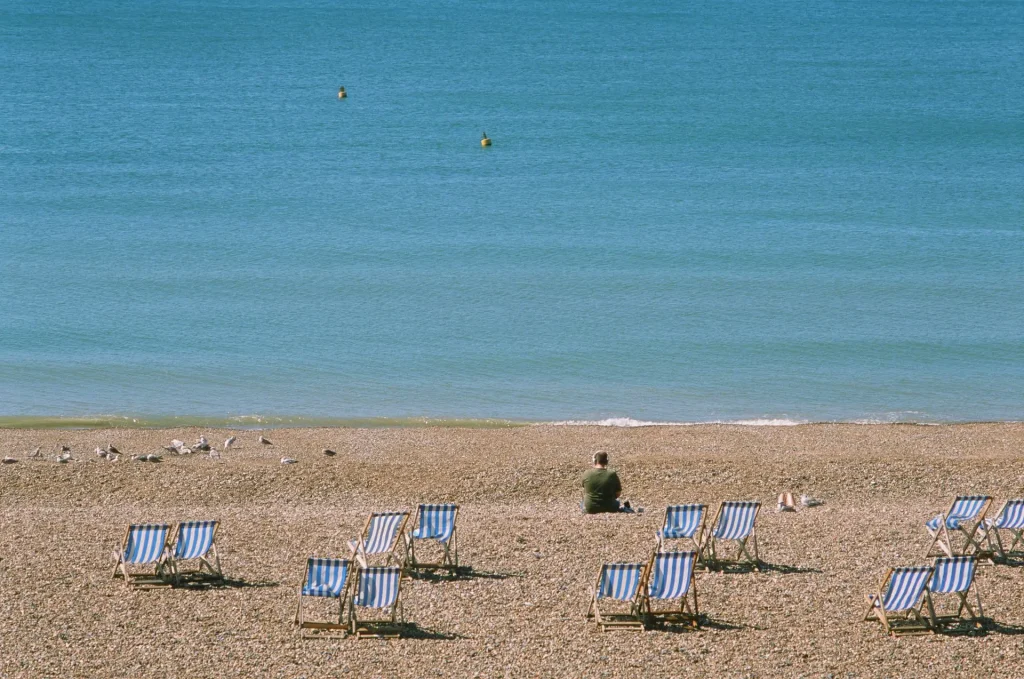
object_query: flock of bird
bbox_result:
[0,434,336,466]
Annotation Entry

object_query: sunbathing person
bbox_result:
[581,451,632,514]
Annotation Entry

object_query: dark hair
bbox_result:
[593,451,609,466]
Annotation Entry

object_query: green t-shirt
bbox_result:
[582,467,622,514]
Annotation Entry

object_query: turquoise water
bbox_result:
[1,0,1022,425]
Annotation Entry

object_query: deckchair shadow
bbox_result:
[408,566,520,583]
[174,576,279,591]
[397,624,468,640]
[976,621,1024,636]
[648,615,746,633]
[757,562,822,575]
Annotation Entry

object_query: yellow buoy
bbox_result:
[480,131,491,147]
[337,86,347,99]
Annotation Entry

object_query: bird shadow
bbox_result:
[407,566,522,583]
[173,575,279,591]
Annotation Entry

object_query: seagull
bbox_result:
[323,449,336,457]
[95,447,109,459]
[178,447,193,455]
[57,452,72,463]
[108,454,120,463]
[146,454,163,462]
[280,457,298,464]
[195,435,210,451]
[208,447,221,460]
[107,444,121,456]
[59,444,71,453]
[163,445,179,453]
[800,494,824,507]
[2,456,17,464]
[171,439,185,451]
[224,436,236,449]
[29,446,42,459]
[258,435,272,445]
[131,454,144,462]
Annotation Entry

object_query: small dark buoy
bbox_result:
[338,86,347,100]
[481,131,491,147]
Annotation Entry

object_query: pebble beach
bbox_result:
[2,423,1023,678]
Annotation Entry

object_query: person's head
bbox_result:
[592,451,609,468]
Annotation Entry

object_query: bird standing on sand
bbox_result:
[224,436,236,450]
[95,447,108,459]
[29,447,42,459]
[2,456,17,464]
[481,131,491,147]
[195,435,210,451]
[258,435,272,446]
[107,444,121,456]
[281,457,298,464]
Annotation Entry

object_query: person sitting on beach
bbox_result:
[582,451,631,514]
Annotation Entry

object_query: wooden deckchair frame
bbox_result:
[702,502,762,571]
[348,568,406,639]
[111,524,174,589]
[585,564,649,631]
[655,505,708,568]
[930,580,984,630]
[294,559,353,638]
[169,521,223,583]
[348,512,410,569]
[863,567,936,636]
[983,500,1024,561]
[925,496,991,558]
[640,551,700,629]
[404,504,459,571]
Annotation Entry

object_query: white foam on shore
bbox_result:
[545,417,808,427]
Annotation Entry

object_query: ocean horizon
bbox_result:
[2,0,1022,426]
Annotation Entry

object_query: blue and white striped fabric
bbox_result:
[659,505,704,540]
[880,567,932,612]
[596,563,644,601]
[926,495,990,531]
[991,499,1024,529]
[930,557,976,594]
[712,502,759,540]
[302,558,350,598]
[124,524,170,564]
[353,567,401,609]
[412,504,457,543]
[647,552,696,600]
[174,521,217,560]
[364,513,407,554]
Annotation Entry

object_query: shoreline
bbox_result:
[1,414,1020,430]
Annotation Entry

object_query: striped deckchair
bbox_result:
[702,501,762,570]
[405,503,459,570]
[585,562,647,631]
[929,556,984,629]
[348,566,405,638]
[111,523,173,588]
[294,557,352,637]
[863,566,936,636]
[925,495,991,558]
[983,499,1024,561]
[641,551,700,628]
[170,520,222,582]
[655,504,706,562]
[347,511,409,568]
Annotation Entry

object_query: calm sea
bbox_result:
[1,0,1021,427]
